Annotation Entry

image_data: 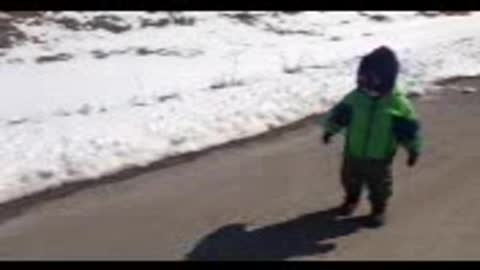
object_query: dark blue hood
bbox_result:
[357,46,400,96]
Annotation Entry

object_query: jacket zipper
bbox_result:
[363,98,378,158]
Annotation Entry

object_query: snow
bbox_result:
[0,11,480,204]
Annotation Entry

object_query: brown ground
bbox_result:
[0,77,478,260]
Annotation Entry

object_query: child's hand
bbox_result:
[407,151,419,167]
[323,132,332,144]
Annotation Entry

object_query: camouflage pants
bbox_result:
[341,156,393,211]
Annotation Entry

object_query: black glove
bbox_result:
[407,151,419,167]
[323,132,333,144]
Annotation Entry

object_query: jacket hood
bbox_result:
[357,46,400,96]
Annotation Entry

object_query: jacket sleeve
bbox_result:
[392,96,423,154]
[321,93,353,136]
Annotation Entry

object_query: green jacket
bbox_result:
[323,88,422,161]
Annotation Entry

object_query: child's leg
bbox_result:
[364,162,393,214]
[340,157,364,205]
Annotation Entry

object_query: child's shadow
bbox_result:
[185,207,369,261]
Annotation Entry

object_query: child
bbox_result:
[322,46,422,227]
